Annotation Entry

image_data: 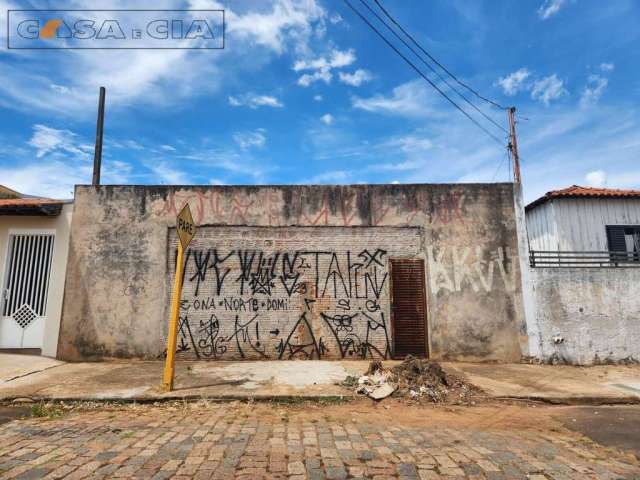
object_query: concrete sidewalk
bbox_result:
[0,354,378,401]
[1,354,639,403]
[446,362,640,405]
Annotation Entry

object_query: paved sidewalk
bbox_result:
[0,355,377,401]
[1,354,639,403]
[445,363,640,404]
[0,402,638,479]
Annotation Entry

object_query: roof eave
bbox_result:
[0,204,63,216]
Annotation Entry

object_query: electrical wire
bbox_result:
[358,0,507,135]
[343,0,505,146]
[372,0,508,110]
[491,141,512,182]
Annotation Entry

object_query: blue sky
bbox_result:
[1,0,639,203]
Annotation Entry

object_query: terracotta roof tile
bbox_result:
[0,197,65,216]
[0,198,63,207]
[526,185,640,210]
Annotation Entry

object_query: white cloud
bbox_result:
[352,80,439,117]
[123,140,144,150]
[28,124,91,159]
[369,159,424,172]
[293,48,356,87]
[177,146,273,184]
[2,122,98,197]
[600,63,615,72]
[320,113,334,125]
[293,48,355,71]
[220,0,325,55]
[149,161,191,184]
[496,68,531,96]
[307,170,350,183]
[580,74,608,108]
[297,70,332,87]
[537,0,567,19]
[585,170,607,187]
[160,144,176,152]
[313,94,323,101]
[233,129,267,150]
[0,0,326,116]
[531,74,567,105]
[338,69,372,87]
[228,93,283,109]
[0,160,90,199]
[329,12,343,24]
[102,160,133,184]
[392,136,433,153]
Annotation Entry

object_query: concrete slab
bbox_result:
[0,354,63,383]
[0,359,389,401]
[1,358,638,404]
[445,362,640,404]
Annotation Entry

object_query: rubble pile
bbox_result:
[346,356,482,404]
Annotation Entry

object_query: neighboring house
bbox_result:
[524,185,640,364]
[526,185,640,263]
[0,185,72,357]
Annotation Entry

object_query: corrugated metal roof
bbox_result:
[526,185,640,211]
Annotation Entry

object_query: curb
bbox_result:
[3,394,639,407]
[493,395,640,406]
[1,394,355,405]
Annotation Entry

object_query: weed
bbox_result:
[30,402,64,419]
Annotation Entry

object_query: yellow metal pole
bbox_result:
[162,242,184,392]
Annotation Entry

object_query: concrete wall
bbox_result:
[58,184,527,362]
[529,267,640,364]
[0,204,73,357]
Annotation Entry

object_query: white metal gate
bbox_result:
[0,232,55,349]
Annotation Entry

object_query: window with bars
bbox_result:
[606,225,640,262]
[2,233,55,317]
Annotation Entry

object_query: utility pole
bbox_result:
[92,86,106,186]
[508,106,521,184]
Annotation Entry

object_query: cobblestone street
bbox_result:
[0,401,638,480]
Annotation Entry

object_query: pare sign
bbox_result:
[176,204,196,250]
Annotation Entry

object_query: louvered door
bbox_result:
[390,259,427,358]
[0,232,55,349]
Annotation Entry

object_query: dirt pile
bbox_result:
[348,356,483,404]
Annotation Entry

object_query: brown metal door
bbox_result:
[390,259,427,358]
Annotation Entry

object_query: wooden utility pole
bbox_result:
[92,86,106,185]
[508,106,521,184]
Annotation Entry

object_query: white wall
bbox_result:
[526,202,557,251]
[526,198,640,251]
[529,267,640,364]
[0,203,73,357]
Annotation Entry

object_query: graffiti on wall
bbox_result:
[427,246,516,295]
[165,246,394,360]
[153,189,467,227]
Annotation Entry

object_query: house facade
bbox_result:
[0,185,73,357]
[56,183,529,363]
[525,185,640,364]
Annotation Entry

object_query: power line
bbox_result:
[343,0,505,146]
[358,0,507,135]
[491,145,512,182]
[372,0,507,110]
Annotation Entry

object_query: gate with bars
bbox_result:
[0,231,55,350]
